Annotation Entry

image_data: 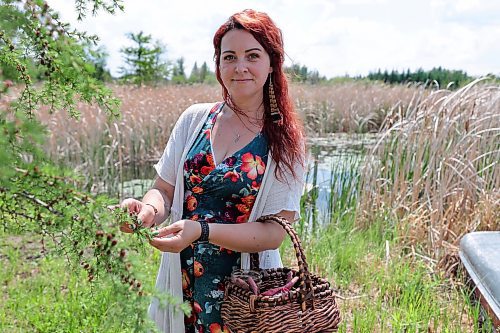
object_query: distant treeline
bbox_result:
[366,67,474,88]
[1,28,497,88]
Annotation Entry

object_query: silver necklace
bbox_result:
[224,103,263,143]
[233,131,241,143]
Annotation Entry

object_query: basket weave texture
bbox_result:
[221,215,341,333]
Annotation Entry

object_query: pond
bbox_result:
[120,134,379,228]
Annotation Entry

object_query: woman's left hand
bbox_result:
[149,219,201,253]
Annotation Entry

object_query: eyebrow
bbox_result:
[222,47,263,54]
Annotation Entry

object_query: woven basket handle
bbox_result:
[253,214,315,309]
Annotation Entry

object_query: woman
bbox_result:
[120,9,305,333]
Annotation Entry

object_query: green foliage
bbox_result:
[187,61,216,84]
[74,0,125,20]
[170,57,187,84]
[84,42,113,82]
[285,63,328,84]
[0,1,189,330]
[119,31,170,85]
[0,0,121,179]
[0,165,191,330]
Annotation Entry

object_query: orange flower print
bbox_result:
[194,260,204,277]
[201,165,215,175]
[182,269,190,290]
[240,152,265,180]
[236,213,250,224]
[190,174,202,184]
[192,186,204,194]
[241,195,255,206]
[193,301,203,313]
[223,170,240,182]
[209,323,230,333]
[206,153,214,167]
[251,180,261,190]
[236,203,250,215]
[186,195,198,211]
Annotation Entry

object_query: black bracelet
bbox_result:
[145,203,158,215]
[197,220,210,242]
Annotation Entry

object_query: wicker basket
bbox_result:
[221,215,341,333]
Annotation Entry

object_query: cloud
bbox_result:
[47,0,500,78]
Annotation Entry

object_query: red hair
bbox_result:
[213,9,305,181]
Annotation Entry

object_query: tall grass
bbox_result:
[285,172,494,332]
[295,82,424,135]
[39,84,220,195]
[358,78,500,261]
[36,82,421,195]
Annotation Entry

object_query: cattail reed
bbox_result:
[38,82,420,196]
[358,78,500,260]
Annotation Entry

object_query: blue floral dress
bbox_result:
[180,103,269,333]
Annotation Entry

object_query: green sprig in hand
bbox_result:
[112,207,158,245]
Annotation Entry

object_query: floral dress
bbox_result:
[180,103,268,333]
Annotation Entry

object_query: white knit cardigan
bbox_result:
[148,103,305,332]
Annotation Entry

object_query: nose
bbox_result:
[234,60,248,73]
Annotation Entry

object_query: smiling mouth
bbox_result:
[233,79,253,82]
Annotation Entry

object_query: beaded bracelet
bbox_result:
[197,220,210,242]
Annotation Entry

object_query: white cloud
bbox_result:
[48,0,500,78]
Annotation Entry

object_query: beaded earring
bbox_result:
[268,74,282,124]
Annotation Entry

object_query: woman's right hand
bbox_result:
[119,198,157,233]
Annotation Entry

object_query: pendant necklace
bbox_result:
[233,132,241,143]
[226,103,263,144]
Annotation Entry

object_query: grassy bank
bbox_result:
[288,213,497,332]
[0,230,160,332]
[2,211,495,332]
[358,78,499,261]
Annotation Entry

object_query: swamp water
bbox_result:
[119,134,378,229]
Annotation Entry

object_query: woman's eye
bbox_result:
[248,53,260,60]
[223,55,235,61]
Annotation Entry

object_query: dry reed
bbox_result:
[36,81,421,194]
[294,82,422,135]
[358,78,500,260]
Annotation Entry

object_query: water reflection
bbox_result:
[302,134,378,231]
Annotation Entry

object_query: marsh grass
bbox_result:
[281,208,496,332]
[4,80,498,331]
[36,82,420,196]
[358,78,500,261]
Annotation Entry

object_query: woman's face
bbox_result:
[219,29,272,105]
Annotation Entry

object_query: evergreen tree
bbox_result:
[199,61,208,83]
[119,31,169,85]
[189,61,199,83]
[365,67,472,88]
[0,2,189,329]
[171,57,187,84]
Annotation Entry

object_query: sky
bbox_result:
[48,0,500,79]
